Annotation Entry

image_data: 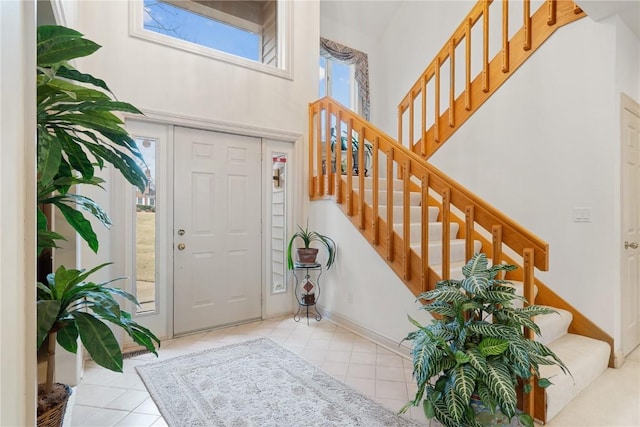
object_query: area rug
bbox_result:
[136,337,424,427]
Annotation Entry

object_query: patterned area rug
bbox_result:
[136,337,424,427]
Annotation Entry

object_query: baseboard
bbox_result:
[317,305,412,359]
[613,350,625,368]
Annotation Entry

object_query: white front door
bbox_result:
[621,98,640,356]
[174,127,262,335]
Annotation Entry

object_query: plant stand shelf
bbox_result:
[292,263,322,325]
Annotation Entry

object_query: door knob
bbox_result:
[177,243,186,250]
[177,229,185,236]
[625,241,638,249]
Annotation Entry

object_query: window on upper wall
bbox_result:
[131,0,290,78]
[319,56,358,114]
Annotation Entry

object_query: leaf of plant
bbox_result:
[57,321,79,353]
[72,311,123,372]
[56,129,94,179]
[519,413,535,427]
[461,274,489,296]
[483,360,517,418]
[37,25,83,48]
[57,66,111,93]
[37,300,61,347]
[38,37,101,66]
[462,253,489,277]
[54,202,99,253]
[37,133,62,185]
[478,337,510,356]
[538,378,553,388]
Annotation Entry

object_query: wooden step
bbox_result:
[542,334,610,421]
[363,189,421,206]
[378,205,437,223]
[411,239,482,264]
[393,222,459,243]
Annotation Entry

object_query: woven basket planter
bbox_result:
[37,384,72,427]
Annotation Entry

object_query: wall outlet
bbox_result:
[572,207,592,223]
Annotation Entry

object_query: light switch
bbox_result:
[572,207,592,223]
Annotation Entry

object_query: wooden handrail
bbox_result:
[310,96,549,271]
[397,0,585,159]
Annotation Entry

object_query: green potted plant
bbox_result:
[330,127,373,176]
[400,253,570,427]
[35,25,160,426]
[286,222,336,269]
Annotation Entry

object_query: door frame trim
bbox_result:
[124,111,302,339]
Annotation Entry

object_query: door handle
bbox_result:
[625,241,638,249]
[177,243,186,250]
[177,229,185,236]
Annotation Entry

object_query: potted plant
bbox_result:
[330,127,373,176]
[286,222,336,269]
[35,25,160,426]
[400,253,570,427]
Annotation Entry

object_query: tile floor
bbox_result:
[67,316,640,427]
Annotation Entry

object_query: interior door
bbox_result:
[621,101,640,356]
[174,127,262,335]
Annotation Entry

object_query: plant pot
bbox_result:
[37,383,72,427]
[295,248,319,265]
[471,395,515,427]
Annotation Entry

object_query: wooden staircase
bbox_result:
[308,97,612,423]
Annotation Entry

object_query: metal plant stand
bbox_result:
[292,263,322,325]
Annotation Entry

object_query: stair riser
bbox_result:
[363,178,405,191]
[411,240,482,264]
[364,190,421,206]
[378,205,437,223]
[393,222,460,243]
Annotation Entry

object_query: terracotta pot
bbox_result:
[296,248,319,265]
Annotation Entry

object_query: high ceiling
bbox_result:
[320,0,404,39]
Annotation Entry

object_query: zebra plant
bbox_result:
[401,253,570,427]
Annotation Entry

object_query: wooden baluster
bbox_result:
[434,56,441,143]
[465,18,472,111]
[547,0,556,26]
[409,90,415,151]
[502,0,509,73]
[398,106,403,148]
[523,0,531,51]
[482,0,490,93]
[449,39,455,127]
[403,160,411,280]
[316,106,324,196]
[421,76,427,156]
[421,173,430,292]
[359,126,366,230]
[492,225,503,277]
[574,4,582,14]
[325,104,333,195]
[346,118,354,216]
[522,248,536,417]
[372,136,380,245]
[465,205,475,261]
[441,188,451,280]
[386,148,394,261]
[309,105,315,198]
[335,111,342,204]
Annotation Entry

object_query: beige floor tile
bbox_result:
[376,365,406,382]
[350,351,377,365]
[104,389,150,412]
[321,361,349,377]
[353,341,377,353]
[132,398,161,416]
[113,412,161,426]
[375,379,409,400]
[151,417,169,427]
[626,346,640,362]
[70,405,128,427]
[74,384,127,407]
[344,377,376,397]
[325,350,352,363]
[377,353,405,367]
[346,362,376,379]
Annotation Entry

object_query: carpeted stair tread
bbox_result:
[533,306,573,345]
[363,177,405,191]
[393,222,459,243]
[410,239,482,264]
[364,189,421,206]
[378,205,437,223]
[541,333,610,421]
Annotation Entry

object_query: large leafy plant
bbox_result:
[401,253,569,427]
[37,264,160,395]
[37,25,147,254]
[35,24,160,410]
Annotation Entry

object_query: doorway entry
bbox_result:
[173,127,263,335]
[621,94,640,357]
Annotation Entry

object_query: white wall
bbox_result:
[0,1,37,425]
[69,0,320,333]
[309,201,430,347]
